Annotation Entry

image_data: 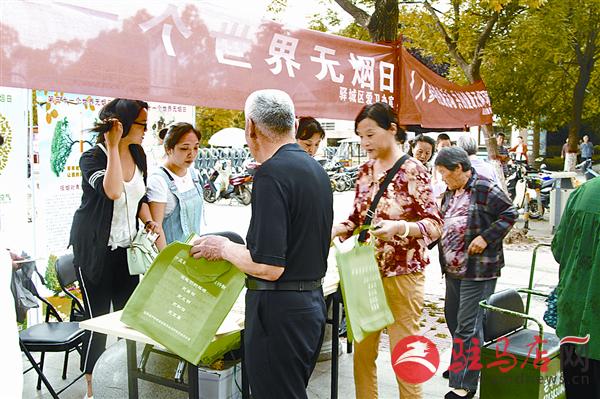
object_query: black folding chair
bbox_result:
[18,258,85,398]
[55,253,86,323]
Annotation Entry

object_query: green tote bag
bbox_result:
[121,241,245,365]
[335,236,395,343]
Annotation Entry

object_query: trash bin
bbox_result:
[479,288,565,399]
[548,172,576,233]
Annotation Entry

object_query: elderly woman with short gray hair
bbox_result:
[434,147,517,399]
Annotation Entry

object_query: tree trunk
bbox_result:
[532,125,540,163]
[367,0,399,41]
[566,68,590,170]
[566,24,597,169]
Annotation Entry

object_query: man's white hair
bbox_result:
[244,89,295,137]
[456,135,478,156]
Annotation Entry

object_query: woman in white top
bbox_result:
[69,99,158,399]
[147,122,203,249]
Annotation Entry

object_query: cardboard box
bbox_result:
[198,361,242,399]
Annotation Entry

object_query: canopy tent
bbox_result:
[0,0,492,128]
[208,127,246,147]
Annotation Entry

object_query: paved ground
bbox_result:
[22,191,560,398]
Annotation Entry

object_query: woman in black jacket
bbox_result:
[69,99,158,398]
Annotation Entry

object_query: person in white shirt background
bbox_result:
[456,135,502,185]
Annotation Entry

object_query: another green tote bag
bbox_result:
[121,241,245,365]
[335,236,395,343]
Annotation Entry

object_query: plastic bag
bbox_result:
[334,236,395,342]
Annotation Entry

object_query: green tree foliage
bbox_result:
[0,113,12,172]
[484,0,600,166]
[195,107,245,147]
[45,255,61,295]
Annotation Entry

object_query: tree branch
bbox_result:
[422,0,469,73]
[451,0,460,42]
[332,0,371,29]
[471,11,499,80]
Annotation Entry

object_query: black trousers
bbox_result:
[244,289,326,399]
[76,247,138,374]
[560,344,600,398]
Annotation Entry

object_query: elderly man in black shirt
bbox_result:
[191,89,334,398]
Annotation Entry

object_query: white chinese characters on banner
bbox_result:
[138,4,192,57]
[265,34,301,77]
[213,22,253,69]
[350,53,375,90]
[409,69,491,114]
[311,45,344,83]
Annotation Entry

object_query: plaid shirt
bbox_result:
[439,171,518,280]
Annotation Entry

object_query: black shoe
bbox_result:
[444,390,475,399]
[442,369,449,379]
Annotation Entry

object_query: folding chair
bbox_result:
[18,259,85,398]
[479,288,563,398]
[55,253,86,323]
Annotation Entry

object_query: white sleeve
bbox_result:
[146,174,169,203]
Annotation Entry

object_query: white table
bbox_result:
[80,267,341,399]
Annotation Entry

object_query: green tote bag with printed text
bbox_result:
[335,237,395,343]
[121,241,245,365]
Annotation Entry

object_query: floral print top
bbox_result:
[440,190,471,277]
[339,158,443,277]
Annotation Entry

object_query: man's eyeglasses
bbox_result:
[133,121,147,130]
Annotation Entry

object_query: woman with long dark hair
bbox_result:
[69,98,158,398]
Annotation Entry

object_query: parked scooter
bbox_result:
[576,158,599,181]
[506,162,545,219]
[203,160,257,205]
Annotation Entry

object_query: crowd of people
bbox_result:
[6,91,597,399]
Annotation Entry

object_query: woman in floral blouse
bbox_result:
[331,102,442,399]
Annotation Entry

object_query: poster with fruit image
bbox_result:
[35,90,110,255]
[0,87,30,250]
[35,91,194,256]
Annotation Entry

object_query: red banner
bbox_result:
[0,1,492,125]
[0,1,396,120]
[398,47,493,128]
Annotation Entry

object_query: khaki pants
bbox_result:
[353,272,425,399]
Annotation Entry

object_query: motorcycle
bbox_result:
[506,162,545,219]
[203,160,257,206]
[576,159,599,181]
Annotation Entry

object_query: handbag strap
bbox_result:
[123,184,134,247]
[358,154,409,243]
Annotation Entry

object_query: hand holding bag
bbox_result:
[124,187,159,275]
